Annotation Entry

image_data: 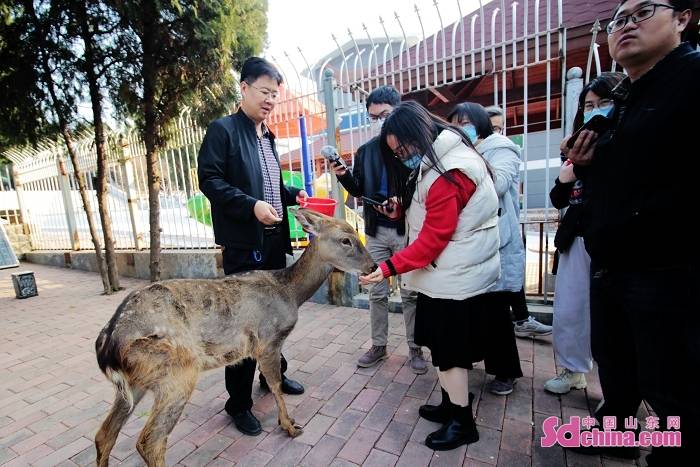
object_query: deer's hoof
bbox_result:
[278,417,297,426]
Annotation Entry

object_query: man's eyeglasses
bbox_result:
[368,111,390,122]
[606,3,677,34]
[246,82,280,101]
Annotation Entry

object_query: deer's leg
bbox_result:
[257,349,302,437]
[95,386,146,467]
[135,368,198,467]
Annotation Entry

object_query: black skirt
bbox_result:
[414,292,487,371]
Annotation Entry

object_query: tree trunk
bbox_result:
[24,0,111,293]
[77,0,121,291]
[142,1,161,282]
[61,127,112,294]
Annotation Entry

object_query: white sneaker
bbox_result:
[514,316,552,337]
[544,369,587,394]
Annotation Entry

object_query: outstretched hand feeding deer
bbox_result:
[94,208,376,467]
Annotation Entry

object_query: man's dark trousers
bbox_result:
[590,263,698,465]
[222,226,288,416]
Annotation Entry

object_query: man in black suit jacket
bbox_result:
[198,57,307,436]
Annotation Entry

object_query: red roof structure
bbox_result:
[363,0,621,133]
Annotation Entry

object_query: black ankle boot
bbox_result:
[425,402,479,451]
[419,390,475,424]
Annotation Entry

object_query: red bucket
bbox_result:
[299,197,337,217]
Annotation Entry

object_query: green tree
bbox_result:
[0,2,54,152]
[109,0,268,281]
[23,0,115,293]
[68,0,125,291]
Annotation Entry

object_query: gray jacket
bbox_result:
[477,134,525,292]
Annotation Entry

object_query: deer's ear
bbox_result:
[293,208,323,235]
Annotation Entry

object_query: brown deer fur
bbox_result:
[94,209,376,466]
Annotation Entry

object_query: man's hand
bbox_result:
[359,267,384,286]
[330,161,347,177]
[567,130,597,166]
[296,190,309,205]
[373,196,401,220]
[559,159,577,183]
[254,200,282,225]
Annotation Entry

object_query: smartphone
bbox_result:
[566,114,612,149]
[362,196,394,213]
[320,145,347,169]
[331,159,347,170]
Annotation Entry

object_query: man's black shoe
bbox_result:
[565,444,640,459]
[260,376,305,395]
[230,409,262,436]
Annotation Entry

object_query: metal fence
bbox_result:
[4,118,213,251]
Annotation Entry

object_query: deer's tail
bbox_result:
[96,302,134,411]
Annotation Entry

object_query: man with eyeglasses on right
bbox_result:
[566,1,699,465]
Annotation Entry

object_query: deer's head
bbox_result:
[294,208,376,275]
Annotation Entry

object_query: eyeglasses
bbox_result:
[606,3,677,34]
[583,98,614,112]
[246,82,280,101]
[368,111,390,122]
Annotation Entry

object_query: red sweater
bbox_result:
[379,170,476,278]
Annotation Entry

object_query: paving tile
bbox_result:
[395,441,433,467]
[495,449,531,467]
[180,434,235,467]
[349,388,383,413]
[375,421,413,455]
[500,418,533,456]
[299,434,346,466]
[360,402,397,433]
[362,448,398,467]
[321,391,358,418]
[464,425,501,465]
[0,263,584,467]
[296,413,336,446]
[429,443,467,466]
[233,448,274,467]
[268,439,311,466]
[33,436,93,467]
[337,427,382,464]
[328,409,367,440]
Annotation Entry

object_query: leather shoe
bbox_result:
[230,409,262,436]
[425,402,479,451]
[260,376,305,395]
[420,390,475,424]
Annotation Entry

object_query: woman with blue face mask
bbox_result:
[359,101,500,452]
[547,72,625,397]
[448,102,545,398]
[446,104,485,145]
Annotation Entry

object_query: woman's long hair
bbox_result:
[379,101,492,211]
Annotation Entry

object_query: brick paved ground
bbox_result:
[1,263,653,466]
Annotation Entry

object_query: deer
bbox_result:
[94,208,376,467]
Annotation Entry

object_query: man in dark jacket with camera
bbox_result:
[198,57,307,437]
[568,1,699,464]
[331,86,426,374]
